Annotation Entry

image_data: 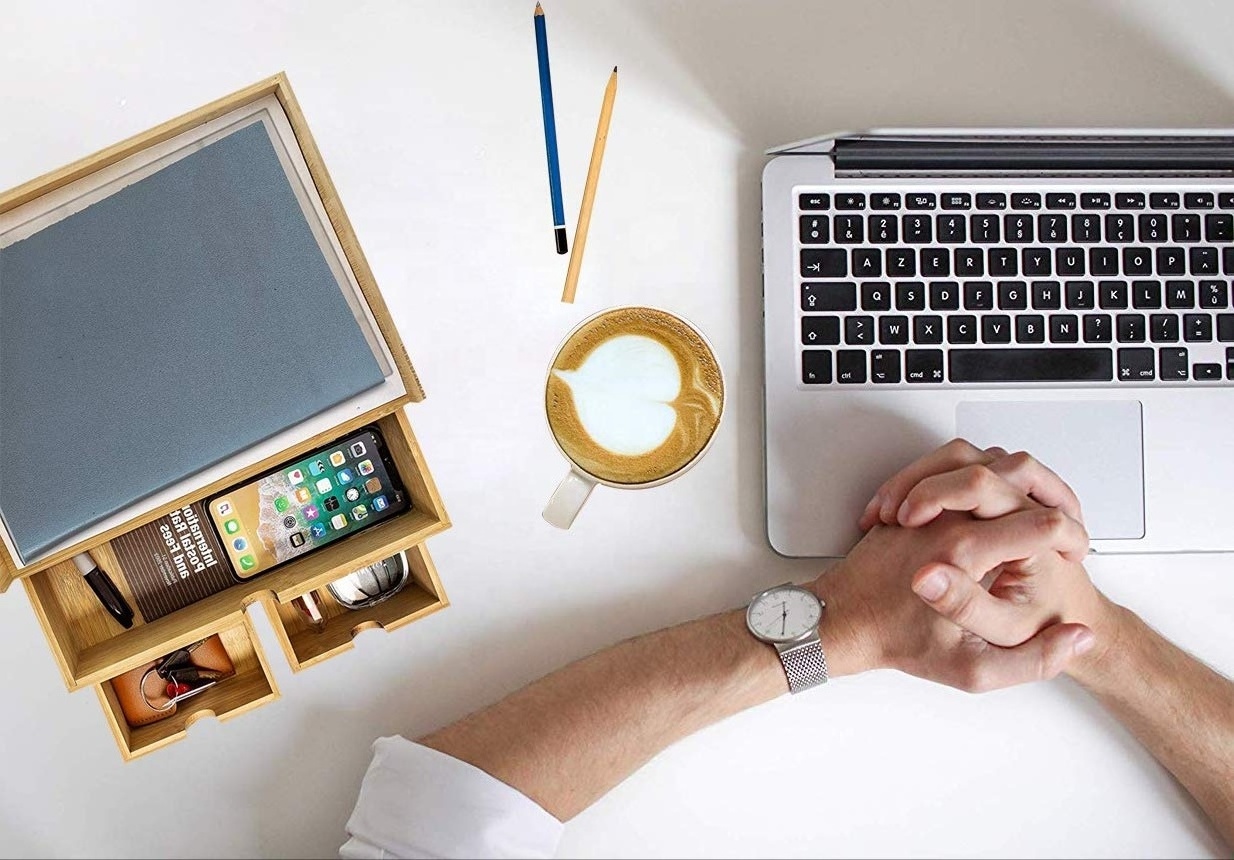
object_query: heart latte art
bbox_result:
[546,307,724,485]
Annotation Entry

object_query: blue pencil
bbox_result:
[534,3,568,254]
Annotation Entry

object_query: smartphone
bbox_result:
[206,427,409,580]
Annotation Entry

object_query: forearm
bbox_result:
[419,608,785,821]
[1071,602,1234,847]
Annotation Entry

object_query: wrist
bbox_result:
[806,566,882,678]
[1065,594,1133,689]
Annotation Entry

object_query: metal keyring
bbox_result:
[139,665,218,712]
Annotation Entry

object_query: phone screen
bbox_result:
[206,428,408,579]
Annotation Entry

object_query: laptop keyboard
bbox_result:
[796,187,1234,386]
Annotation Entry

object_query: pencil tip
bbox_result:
[613,66,618,73]
[534,2,543,14]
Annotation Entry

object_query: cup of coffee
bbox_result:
[543,306,725,528]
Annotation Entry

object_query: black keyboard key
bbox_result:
[1072,214,1101,242]
[988,248,1018,276]
[920,248,949,277]
[1047,192,1077,210]
[905,349,945,383]
[845,315,875,345]
[998,280,1028,310]
[802,316,841,345]
[937,214,966,243]
[1150,313,1179,343]
[941,193,972,210]
[1089,247,1119,276]
[970,214,1001,243]
[1185,313,1213,342]
[886,248,916,277]
[930,281,960,310]
[1116,192,1145,210]
[1082,192,1111,210]
[1022,247,1053,275]
[870,192,901,210]
[1195,362,1222,380]
[861,281,892,311]
[1117,313,1146,342]
[1066,280,1095,309]
[801,250,847,278]
[1005,214,1034,243]
[868,214,898,243]
[896,281,926,310]
[802,281,857,311]
[1165,280,1194,308]
[1038,214,1068,242]
[1173,213,1201,242]
[1132,280,1162,309]
[1099,280,1129,309]
[799,193,830,211]
[1201,280,1229,308]
[1011,193,1041,210]
[1150,192,1180,210]
[1106,214,1134,242]
[1139,213,1167,243]
[955,248,984,276]
[879,315,910,344]
[836,349,866,384]
[948,315,978,344]
[914,315,944,344]
[950,348,1113,382]
[1229,347,1234,379]
[1185,192,1214,209]
[1118,348,1155,381]
[1206,213,1233,241]
[1226,247,1234,274]
[906,193,937,210]
[964,280,994,310]
[1084,313,1113,343]
[853,248,881,277]
[1160,347,1189,381]
[1056,247,1085,275]
[835,215,864,243]
[799,215,829,244]
[1050,314,1079,343]
[1016,314,1046,343]
[1032,280,1062,310]
[977,193,1007,210]
[802,350,832,384]
[1155,247,1186,276]
[870,349,901,383]
[835,193,866,210]
[903,214,932,243]
[1219,314,1234,341]
[1221,193,1234,209]
[1123,247,1152,275]
[1191,247,1218,275]
[982,314,1012,344]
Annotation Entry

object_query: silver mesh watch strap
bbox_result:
[779,640,829,694]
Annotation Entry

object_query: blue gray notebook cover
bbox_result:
[0,121,385,562]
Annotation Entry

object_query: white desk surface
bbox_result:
[2,1,1233,857]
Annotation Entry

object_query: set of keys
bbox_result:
[145,641,229,709]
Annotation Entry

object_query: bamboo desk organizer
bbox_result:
[0,74,450,760]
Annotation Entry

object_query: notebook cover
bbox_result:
[0,121,385,562]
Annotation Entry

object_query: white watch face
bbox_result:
[747,586,822,643]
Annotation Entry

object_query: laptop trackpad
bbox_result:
[955,401,1144,540]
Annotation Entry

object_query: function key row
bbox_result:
[799,191,1234,211]
[801,280,1232,312]
[799,212,1234,245]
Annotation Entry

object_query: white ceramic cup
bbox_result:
[542,306,725,529]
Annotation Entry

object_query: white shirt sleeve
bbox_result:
[340,736,564,860]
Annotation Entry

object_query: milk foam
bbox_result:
[552,335,680,456]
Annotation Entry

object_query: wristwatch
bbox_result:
[746,582,828,694]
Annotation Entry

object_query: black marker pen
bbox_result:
[73,551,135,629]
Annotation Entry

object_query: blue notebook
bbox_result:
[0,121,385,562]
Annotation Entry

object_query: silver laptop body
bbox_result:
[762,129,1234,557]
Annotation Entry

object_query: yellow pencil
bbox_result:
[561,66,618,304]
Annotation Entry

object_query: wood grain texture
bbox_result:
[0,72,427,588]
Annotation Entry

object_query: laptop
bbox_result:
[762,130,1234,557]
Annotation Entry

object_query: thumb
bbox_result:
[955,623,1095,693]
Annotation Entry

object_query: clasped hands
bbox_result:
[814,439,1117,691]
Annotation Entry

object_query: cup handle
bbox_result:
[543,470,596,529]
